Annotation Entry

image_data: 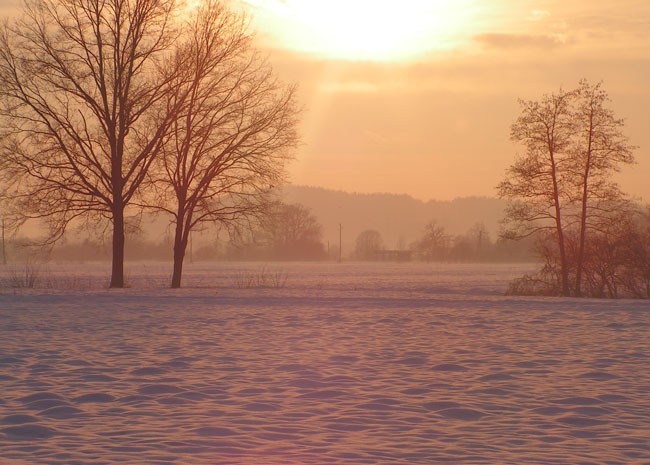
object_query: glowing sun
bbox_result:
[245,0,480,61]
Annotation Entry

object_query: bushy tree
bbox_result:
[616,212,650,298]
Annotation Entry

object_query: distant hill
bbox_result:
[280,185,507,254]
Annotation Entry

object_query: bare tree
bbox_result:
[144,0,298,288]
[0,0,180,287]
[498,88,576,295]
[467,222,491,256]
[569,80,635,296]
[413,220,450,262]
[354,229,383,260]
[258,202,325,261]
[499,80,636,297]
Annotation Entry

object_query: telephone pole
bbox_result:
[338,223,342,263]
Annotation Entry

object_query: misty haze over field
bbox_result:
[7,186,508,262]
[281,186,506,252]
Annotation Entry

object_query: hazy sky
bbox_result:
[241,0,650,201]
[3,0,649,201]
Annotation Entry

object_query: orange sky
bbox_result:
[3,0,649,201]
[241,0,650,201]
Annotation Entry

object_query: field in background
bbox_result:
[0,261,533,294]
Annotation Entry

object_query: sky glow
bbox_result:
[244,0,484,61]
[3,0,650,201]
[233,0,650,201]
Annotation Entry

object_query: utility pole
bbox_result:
[338,223,342,263]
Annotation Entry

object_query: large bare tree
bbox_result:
[0,0,180,287]
[569,80,635,296]
[498,88,576,295]
[499,80,635,296]
[146,0,298,288]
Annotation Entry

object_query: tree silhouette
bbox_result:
[499,80,635,296]
[354,229,383,260]
[146,0,298,288]
[0,0,180,287]
[259,203,325,260]
[413,220,450,262]
[498,87,575,295]
[569,80,635,296]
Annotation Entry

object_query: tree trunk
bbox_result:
[575,174,590,297]
[550,156,570,296]
[110,203,125,288]
[171,239,186,289]
[171,213,188,289]
[575,122,594,297]
[557,226,570,296]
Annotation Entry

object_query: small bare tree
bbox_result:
[146,0,299,287]
[354,229,383,260]
[413,220,450,262]
[259,203,325,260]
[0,0,180,287]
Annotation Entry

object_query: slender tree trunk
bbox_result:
[110,201,125,288]
[171,208,188,288]
[575,172,590,297]
[575,121,594,297]
[554,205,570,296]
[110,129,125,288]
[550,157,570,296]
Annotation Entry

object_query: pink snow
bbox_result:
[1,262,649,464]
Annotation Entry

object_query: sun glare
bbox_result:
[181,0,202,15]
[245,0,480,61]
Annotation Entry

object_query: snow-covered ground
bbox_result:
[1,262,649,464]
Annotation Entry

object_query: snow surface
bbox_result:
[1,262,650,464]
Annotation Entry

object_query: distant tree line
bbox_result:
[3,199,536,263]
[352,222,534,263]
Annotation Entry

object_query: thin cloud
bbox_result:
[474,33,567,50]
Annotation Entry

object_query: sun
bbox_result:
[244,0,480,61]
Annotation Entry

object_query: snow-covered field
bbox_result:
[1,261,650,464]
